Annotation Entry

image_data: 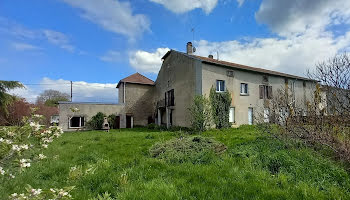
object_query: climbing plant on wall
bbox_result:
[209,86,232,129]
[189,95,211,132]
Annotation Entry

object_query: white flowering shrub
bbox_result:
[0,111,63,178]
[9,185,74,200]
[0,109,70,198]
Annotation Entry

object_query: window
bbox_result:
[216,80,225,92]
[259,85,272,99]
[240,83,248,95]
[229,107,235,123]
[263,108,270,123]
[165,89,174,106]
[248,107,253,125]
[69,116,84,128]
[263,75,269,83]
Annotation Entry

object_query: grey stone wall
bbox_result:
[123,83,155,126]
[58,103,125,131]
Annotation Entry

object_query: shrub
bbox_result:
[188,95,211,132]
[87,112,105,130]
[209,87,232,129]
[146,123,157,130]
[107,114,116,129]
[149,136,226,164]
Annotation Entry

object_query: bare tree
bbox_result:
[260,53,350,163]
[36,89,70,106]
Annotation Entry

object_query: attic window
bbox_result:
[227,70,234,77]
[263,75,269,83]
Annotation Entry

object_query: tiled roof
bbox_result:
[117,73,154,88]
[162,50,312,81]
[192,54,312,81]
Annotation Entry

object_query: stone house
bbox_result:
[59,42,316,131]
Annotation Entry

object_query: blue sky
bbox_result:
[1,0,350,102]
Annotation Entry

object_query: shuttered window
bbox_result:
[165,89,174,106]
[259,85,272,99]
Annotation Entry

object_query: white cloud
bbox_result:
[255,0,350,36]
[9,78,118,103]
[0,18,76,52]
[12,42,42,51]
[149,0,218,14]
[62,0,150,39]
[194,29,350,76]
[129,48,170,73]
[42,30,75,52]
[236,0,245,7]
[100,51,122,62]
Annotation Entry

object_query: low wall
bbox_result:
[58,102,126,131]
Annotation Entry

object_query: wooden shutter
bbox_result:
[259,85,264,99]
[165,92,167,107]
[268,86,272,99]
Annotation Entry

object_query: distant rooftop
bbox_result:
[117,72,155,88]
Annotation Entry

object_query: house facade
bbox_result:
[59,42,316,131]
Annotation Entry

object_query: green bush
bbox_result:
[107,114,116,129]
[209,87,232,129]
[188,95,211,132]
[87,112,106,130]
[149,136,227,164]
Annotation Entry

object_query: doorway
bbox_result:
[248,108,253,125]
[126,115,132,128]
[115,116,120,129]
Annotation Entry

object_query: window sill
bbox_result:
[216,91,225,93]
[240,93,249,96]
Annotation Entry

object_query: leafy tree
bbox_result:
[0,80,24,115]
[36,89,70,107]
[209,87,232,129]
[189,95,211,132]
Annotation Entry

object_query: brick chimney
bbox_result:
[186,42,193,55]
[208,55,213,59]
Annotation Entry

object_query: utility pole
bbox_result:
[70,81,73,102]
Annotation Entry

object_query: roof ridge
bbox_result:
[191,54,311,81]
[136,72,154,83]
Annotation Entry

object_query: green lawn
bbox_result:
[1,126,350,199]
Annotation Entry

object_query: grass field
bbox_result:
[1,126,350,199]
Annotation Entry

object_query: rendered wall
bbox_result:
[201,63,316,126]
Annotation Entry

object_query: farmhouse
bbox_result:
[59,42,316,131]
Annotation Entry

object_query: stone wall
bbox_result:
[58,102,125,131]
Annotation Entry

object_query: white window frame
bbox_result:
[216,80,225,92]
[248,107,253,125]
[240,83,249,95]
[69,116,85,128]
[263,108,270,123]
[229,107,235,123]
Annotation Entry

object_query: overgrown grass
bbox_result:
[1,126,350,199]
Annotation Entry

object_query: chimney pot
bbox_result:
[208,55,213,59]
[186,42,193,55]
